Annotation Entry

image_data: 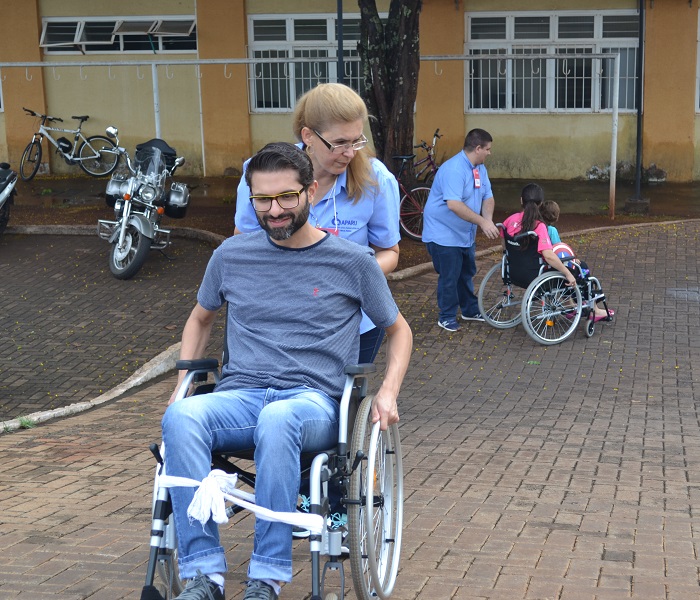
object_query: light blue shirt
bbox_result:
[547,225,561,244]
[235,154,400,250]
[422,150,493,248]
[235,150,400,333]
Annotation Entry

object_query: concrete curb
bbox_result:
[5,217,698,430]
[386,218,700,281]
[1,342,181,434]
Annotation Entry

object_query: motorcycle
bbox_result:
[97,127,189,279]
[0,162,18,235]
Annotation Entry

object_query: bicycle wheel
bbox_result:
[399,186,431,242]
[78,135,119,177]
[420,169,436,186]
[19,140,42,181]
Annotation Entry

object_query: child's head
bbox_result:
[540,200,560,226]
[520,183,544,232]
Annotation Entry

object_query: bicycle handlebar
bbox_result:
[23,107,62,123]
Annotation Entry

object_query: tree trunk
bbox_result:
[357,0,423,180]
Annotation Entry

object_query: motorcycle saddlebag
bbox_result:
[165,182,190,218]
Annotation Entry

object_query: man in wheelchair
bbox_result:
[160,143,412,600]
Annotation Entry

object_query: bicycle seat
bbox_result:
[392,154,416,161]
[72,115,89,122]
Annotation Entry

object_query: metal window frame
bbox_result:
[40,16,197,54]
[465,9,639,114]
[247,12,382,113]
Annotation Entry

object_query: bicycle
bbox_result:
[19,108,119,181]
[412,128,442,185]
[393,128,442,242]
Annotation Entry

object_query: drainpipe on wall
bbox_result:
[626,0,650,213]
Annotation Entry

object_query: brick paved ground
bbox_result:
[0,234,222,421]
[1,222,700,599]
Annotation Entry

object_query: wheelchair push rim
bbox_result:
[478,262,523,329]
[348,395,404,600]
[522,271,583,345]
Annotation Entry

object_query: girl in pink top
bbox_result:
[502,183,612,321]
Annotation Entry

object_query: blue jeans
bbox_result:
[161,387,340,583]
[359,326,385,363]
[426,242,478,321]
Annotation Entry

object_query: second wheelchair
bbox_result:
[477,227,612,345]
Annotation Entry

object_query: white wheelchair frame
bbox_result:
[140,359,403,600]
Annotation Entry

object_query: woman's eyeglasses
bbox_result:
[313,130,368,154]
[249,187,307,212]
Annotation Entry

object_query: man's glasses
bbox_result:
[313,130,368,154]
[249,187,307,212]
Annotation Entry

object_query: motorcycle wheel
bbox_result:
[0,203,10,235]
[108,224,151,279]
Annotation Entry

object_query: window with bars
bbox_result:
[248,15,365,112]
[40,17,197,54]
[466,11,639,113]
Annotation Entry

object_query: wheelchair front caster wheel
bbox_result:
[586,320,595,337]
[324,594,339,600]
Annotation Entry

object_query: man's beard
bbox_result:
[257,200,311,241]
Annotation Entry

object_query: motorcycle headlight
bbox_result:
[140,185,157,202]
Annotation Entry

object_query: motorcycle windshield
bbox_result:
[134,146,166,178]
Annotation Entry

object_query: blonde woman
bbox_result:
[235,83,401,363]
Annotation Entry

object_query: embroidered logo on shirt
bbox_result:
[313,287,320,297]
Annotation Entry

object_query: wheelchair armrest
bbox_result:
[344,363,377,375]
[176,358,219,371]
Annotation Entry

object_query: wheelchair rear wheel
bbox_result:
[347,395,403,600]
[478,262,523,328]
[522,272,582,345]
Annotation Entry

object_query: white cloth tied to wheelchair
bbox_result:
[158,470,324,535]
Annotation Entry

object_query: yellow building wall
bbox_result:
[1,0,47,168]
[643,0,697,181]
[473,114,637,180]
[3,0,698,180]
[198,0,250,176]
[416,0,465,162]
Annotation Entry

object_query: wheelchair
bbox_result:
[477,226,611,345]
[140,358,403,600]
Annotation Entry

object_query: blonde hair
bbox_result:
[293,83,376,203]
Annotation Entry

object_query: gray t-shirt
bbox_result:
[197,230,399,400]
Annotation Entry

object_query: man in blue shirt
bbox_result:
[422,129,499,332]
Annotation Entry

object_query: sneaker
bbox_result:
[438,319,461,332]
[243,579,278,600]
[460,312,485,322]
[175,570,224,600]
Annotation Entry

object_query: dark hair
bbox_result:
[540,200,560,226]
[245,142,315,190]
[463,128,493,152]
[520,183,545,234]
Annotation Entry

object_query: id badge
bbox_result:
[473,168,481,189]
[317,225,339,236]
